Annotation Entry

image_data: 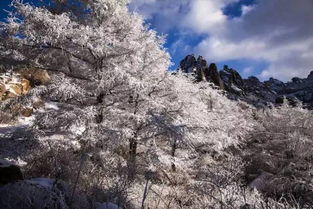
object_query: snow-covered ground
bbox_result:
[0,176,123,209]
[96,202,123,209]
[0,114,36,166]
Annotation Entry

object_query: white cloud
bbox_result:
[129,0,189,32]
[243,67,253,75]
[130,0,313,81]
[182,0,227,33]
[203,0,313,81]
[170,39,192,55]
[241,5,254,16]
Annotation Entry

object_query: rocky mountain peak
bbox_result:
[207,63,225,89]
[178,55,313,109]
[179,54,197,74]
[291,77,304,84]
[220,65,244,92]
[266,77,285,85]
[196,56,207,68]
[179,54,224,89]
[307,71,313,80]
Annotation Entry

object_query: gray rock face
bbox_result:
[308,71,313,80]
[283,78,313,103]
[264,77,285,93]
[178,55,313,108]
[179,55,225,89]
[220,65,245,96]
[207,63,225,89]
[242,76,277,107]
[179,55,197,74]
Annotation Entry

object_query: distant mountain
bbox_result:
[178,54,313,109]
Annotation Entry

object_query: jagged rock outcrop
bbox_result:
[178,55,313,108]
[280,73,313,107]
[16,68,50,86]
[308,71,313,80]
[207,63,225,89]
[180,55,197,74]
[179,55,225,89]
[220,65,244,95]
[264,77,285,93]
[0,73,31,100]
[0,69,50,100]
[0,69,51,117]
[243,76,277,107]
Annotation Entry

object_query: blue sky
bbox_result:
[0,0,49,20]
[0,1,11,20]
[1,0,313,81]
[130,0,313,81]
[155,0,267,74]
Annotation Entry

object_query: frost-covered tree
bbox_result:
[0,1,278,208]
[0,0,179,179]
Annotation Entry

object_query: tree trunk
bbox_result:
[171,138,177,172]
[128,138,137,180]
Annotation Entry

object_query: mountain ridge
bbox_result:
[178,54,313,109]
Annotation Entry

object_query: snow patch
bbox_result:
[231,84,242,92]
[69,124,86,136]
[45,102,59,110]
[18,115,36,126]
[0,123,11,128]
[39,134,82,150]
[96,202,123,209]
[0,159,13,167]
[249,172,272,191]
[1,157,28,167]
[27,178,55,189]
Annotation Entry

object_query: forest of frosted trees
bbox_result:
[0,1,312,209]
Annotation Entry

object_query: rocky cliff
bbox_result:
[178,54,313,109]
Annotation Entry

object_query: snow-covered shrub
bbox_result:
[243,105,313,207]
